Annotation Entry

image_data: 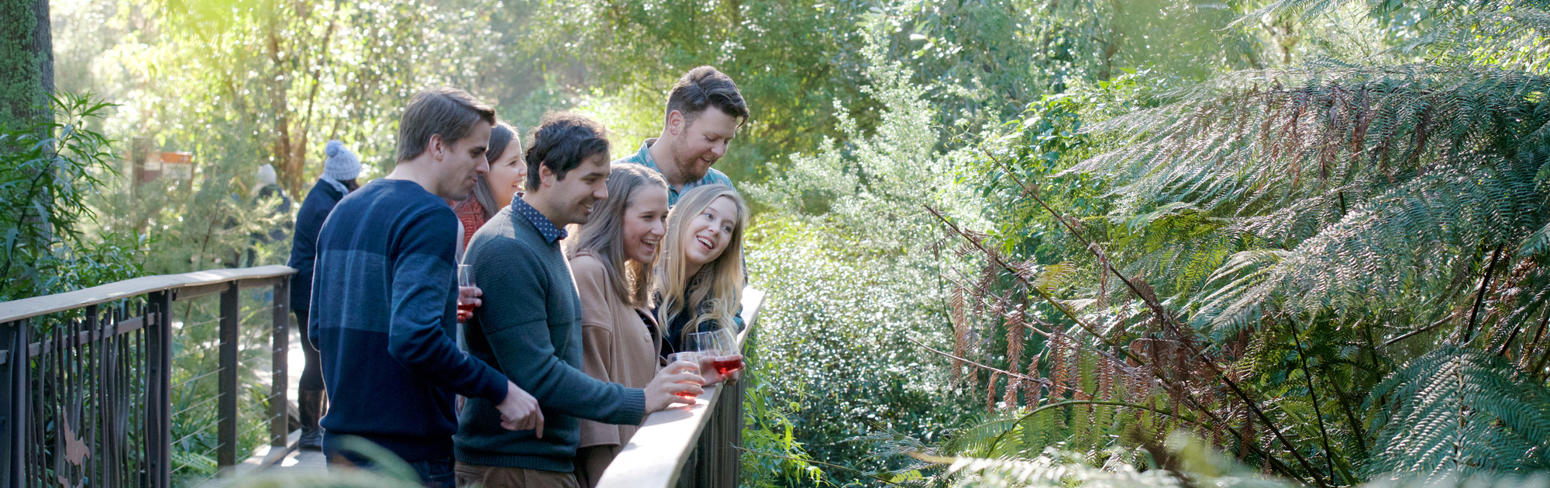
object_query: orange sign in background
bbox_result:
[134,150,195,183]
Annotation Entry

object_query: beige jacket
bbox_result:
[571,251,662,449]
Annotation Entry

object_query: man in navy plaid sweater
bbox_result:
[309,88,543,486]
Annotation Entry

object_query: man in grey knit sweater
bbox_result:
[454,112,703,487]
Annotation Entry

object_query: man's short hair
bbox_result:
[396,88,497,162]
[524,112,610,191]
[665,66,749,127]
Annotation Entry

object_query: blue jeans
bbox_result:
[406,458,456,488]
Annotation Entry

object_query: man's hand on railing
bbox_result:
[498,380,544,437]
[645,360,705,413]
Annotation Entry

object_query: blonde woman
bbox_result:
[655,184,749,358]
[567,163,672,486]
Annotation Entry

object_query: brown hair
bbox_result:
[471,122,520,219]
[524,112,611,191]
[665,66,749,127]
[571,164,669,307]
[395,88,496,162]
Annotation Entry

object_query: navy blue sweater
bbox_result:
[286,180,345,313]
[309,179,509,461]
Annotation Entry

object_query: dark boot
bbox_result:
[297,389,324,451]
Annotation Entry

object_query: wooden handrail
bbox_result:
[595,287,765,488]
[1,265,296,487]
[0,265,295,323]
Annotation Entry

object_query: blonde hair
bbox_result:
[571,164,668,307]
[655,185,748,342]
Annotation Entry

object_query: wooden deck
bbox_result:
[233,324,327,475]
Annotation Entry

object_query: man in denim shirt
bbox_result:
[612,66,749,206]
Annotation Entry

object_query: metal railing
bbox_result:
[595,288,764,488]
[0,265,295,487]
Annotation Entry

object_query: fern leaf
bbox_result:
[1365,346,1550,477]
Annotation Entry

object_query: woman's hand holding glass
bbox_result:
[686,328,742,385]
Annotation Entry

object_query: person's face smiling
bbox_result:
[622,186,669,265]
[546,153,610,226]
[484,141,525,208]
[680,195,738,268]
[670,107,738,182]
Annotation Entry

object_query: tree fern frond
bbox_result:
[925,448,1182,488]
[1519,222,1550,258]
[1366,471,1550,487]
[1273,158,1541,315]
[1078,64,1550,187]
[1029,262,1081,295]
[940,411,1036,458]
[922,434,1299,488]
[1191,250,1288,338]
[1365,346,1550,477]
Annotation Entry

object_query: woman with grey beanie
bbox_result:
[285,139,362,450]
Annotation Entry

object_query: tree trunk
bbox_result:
[1,0,54,249]
[0,0,53,125]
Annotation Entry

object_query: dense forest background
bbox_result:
[4,0,1549,486]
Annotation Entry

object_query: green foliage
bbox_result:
[518,0,874,183]
[934,0,1550,485]
[741,360,828,487]
[88,154,294,275]
[741,31,989,485]
[929,433,1293,488]
[745,214,978,486]
[1365,346,1550,477]
[0,92,142,303]
[926,431,1550,488]
[53,0,509,196]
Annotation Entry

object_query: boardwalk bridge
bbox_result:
[0,265,761,487]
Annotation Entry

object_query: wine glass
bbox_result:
[665,351,703,402]
[456,264,475,322]
[689,329,743,379]
[710,328,743,377]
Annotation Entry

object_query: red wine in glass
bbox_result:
[711,355,744,376]
[667,352,702,402]
[457,264,475,321]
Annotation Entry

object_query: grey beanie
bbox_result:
[256,163,277,186]
[322,140,361,181]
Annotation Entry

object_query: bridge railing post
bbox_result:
[2,321,28,488]
[147,290,173,487]
[270,280,289,451]
[218,282,241,471]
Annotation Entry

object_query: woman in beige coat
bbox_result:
[567,163,674,487]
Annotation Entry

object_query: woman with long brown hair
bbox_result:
[453,121,526,246]
[568,163,672,487]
